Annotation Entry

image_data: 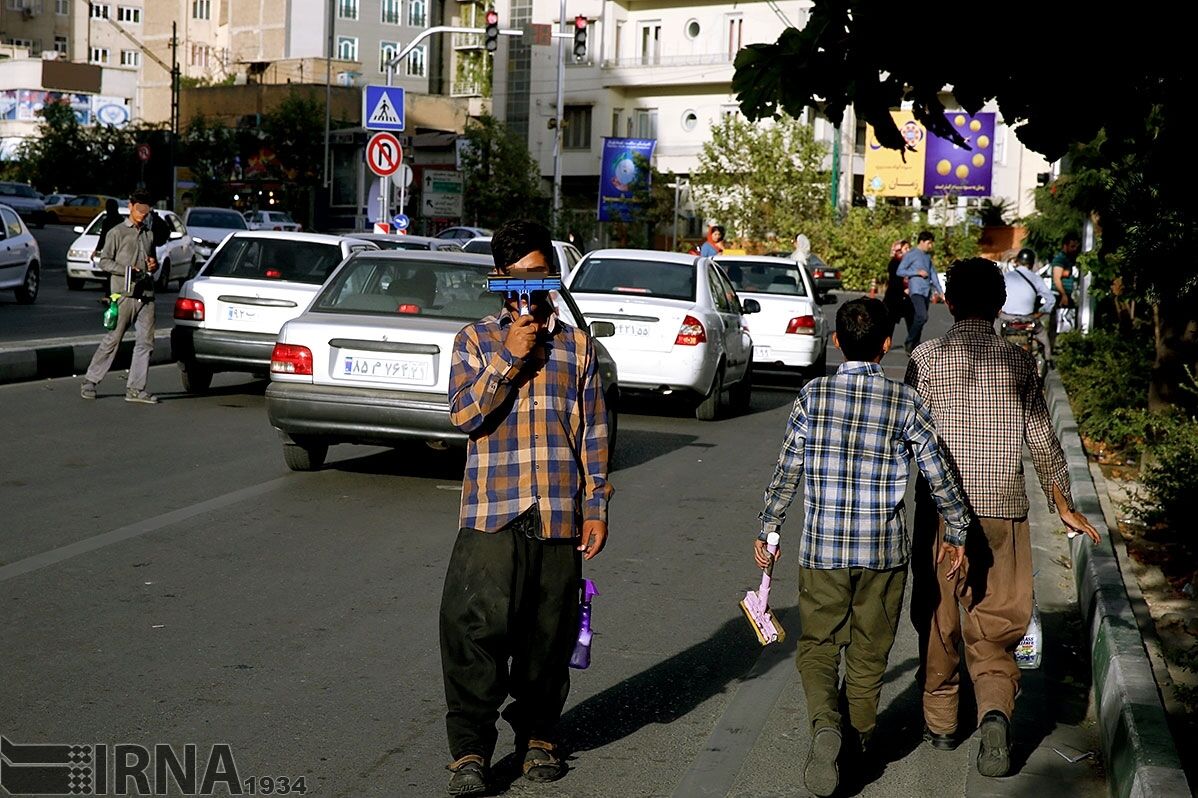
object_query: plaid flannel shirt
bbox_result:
[449,313,612,539]
[905,319,1074,518]
[760,362,972,570]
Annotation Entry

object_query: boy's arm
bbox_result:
[447,325,523,434]
[98,225,123,276]
[930,266,945,296]
[578,336,613,523]
[1022,358,1074,512]
[906,395,972,545]
[758,394,809,539]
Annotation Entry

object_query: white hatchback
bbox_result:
[171,231,377,392]
[565,249,757,420]
[715,255,832,377]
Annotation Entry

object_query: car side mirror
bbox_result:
[590,321,616,338]
[73,225,84,234]
[817,292,838,305]
[169,231,183,240]
[741,298,761,314]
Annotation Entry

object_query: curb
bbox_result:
[1044,371,1191,798]
[0,332,174,387]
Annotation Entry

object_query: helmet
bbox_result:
[1016,248,1036,267]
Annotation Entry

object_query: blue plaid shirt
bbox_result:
[759,362,971,569]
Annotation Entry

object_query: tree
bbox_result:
[17,102,93,193]
[458,115,545,227]
[690,114,827,245]
[180,115,241,204]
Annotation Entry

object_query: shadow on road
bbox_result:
[609,429,699,472]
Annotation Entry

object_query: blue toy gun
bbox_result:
[569,579,599,669]
[486,275,562,316]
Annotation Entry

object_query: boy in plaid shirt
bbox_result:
[756,298,972,796]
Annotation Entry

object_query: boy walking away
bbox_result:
[756,298,972,796]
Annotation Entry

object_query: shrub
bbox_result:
[1129,411,1198,533]
[1055,329,1152,445]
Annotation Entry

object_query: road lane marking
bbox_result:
[0,477,291,583]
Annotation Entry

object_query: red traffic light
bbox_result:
[486,9,498,25]
[574,14,588,29]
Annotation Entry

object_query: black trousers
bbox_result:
[439,512,581,761]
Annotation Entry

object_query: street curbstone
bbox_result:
[1046,372,1191,798]
[0,332,174,386]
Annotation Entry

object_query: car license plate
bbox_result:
[754,345,771,359]
[616,323,650,337]
[227,306,256,321]
[342,354,433,385]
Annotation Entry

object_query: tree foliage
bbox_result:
[458,115,545,227]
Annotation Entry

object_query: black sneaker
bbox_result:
[976,710,1011,777]
[803,727,841,797]
[923,726,958,751]
[446,756,487,796]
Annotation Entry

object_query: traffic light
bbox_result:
[573,15,588,60]
[485,9,499,52]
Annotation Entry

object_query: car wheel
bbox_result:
[729,358,753,414]
[179,360,213,393]
[66,275,85,291]
[14,261,39,304]
[283,440,328,472]
[155,259,172,292]
[806,347,828,379]
[695,366,723,421]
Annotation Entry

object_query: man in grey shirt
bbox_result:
[81,190,160,404]
[896,231,944,350]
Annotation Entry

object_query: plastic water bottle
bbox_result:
[569,579,598,670]
[1015,599,1043,669]
[102,295,120,330]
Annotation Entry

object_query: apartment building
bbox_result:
[0,0,145,72]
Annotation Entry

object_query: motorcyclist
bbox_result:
[998,248,1055,365]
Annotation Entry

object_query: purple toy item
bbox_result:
[740,531,786,645]
[569,579,599,669]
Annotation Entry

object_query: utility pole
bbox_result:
[829,124,840,213]
[550,0,567,230]
[323,0,334,189]
[169,21,179,209]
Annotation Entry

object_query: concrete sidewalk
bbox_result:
[0,331,173,386]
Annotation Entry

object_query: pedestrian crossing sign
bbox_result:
[363,85,406,132]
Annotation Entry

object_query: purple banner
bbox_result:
[923,112,995,197]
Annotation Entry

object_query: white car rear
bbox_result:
[565,249,756,420]
[171,231,377,392]
[715,255,831,376]
[183,206,250,264]
[245,210,302,232]
[461,236,584,278]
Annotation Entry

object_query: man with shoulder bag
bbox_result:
[998,248,1055,364]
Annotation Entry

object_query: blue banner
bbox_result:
[597,137,656,222]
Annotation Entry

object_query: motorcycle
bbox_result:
[1000,315,1048,380]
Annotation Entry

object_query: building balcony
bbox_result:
[451,79,485,98]
[453,32,484,50]
[600,53,734,88]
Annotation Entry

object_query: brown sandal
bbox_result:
[521,740,565,783]
[446,754,487,796]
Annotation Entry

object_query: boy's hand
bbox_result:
[937,541,965,579]
[1060,508,1101,544]
[578,520,607,560]
[754,538,780,570]
[505,314,538,360]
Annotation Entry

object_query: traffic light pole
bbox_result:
[551,0,567,230]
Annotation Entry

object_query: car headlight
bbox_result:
[68,248,92,261]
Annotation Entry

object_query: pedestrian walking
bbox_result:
[999,248,1055,363]
[790,232,811,266]
[1049,231,1082,347]
[905,257,1100,777]
[700,225,725,257]
[79,190,160,404]
[91,198,122,262]
[882,239,913,333]
[439,220,613,796]
[756,297,972,797]
[896,231,943,350]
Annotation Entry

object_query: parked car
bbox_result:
[0,182,47,228]
[806,254,843,293]
[0,203,42,303]
[565,249,757,420]
[65,208,197,291]
[171,232,378,393]
[244,210,302,232]
[184,206,249,265]
[715,255,832,377]
[265,250,619,470]
[46,194,122,225]
[43,193,75,210]
[434,225,491,242]
[350,233,462,252]
[462,236,583,277]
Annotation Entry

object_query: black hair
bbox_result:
[1062,231,1081,246]
[917,230,935,244]
[944,257,1006,320]
[711,225,726,237]
[129,189,153,206]
[835,298,891,362]
[491,220,556,274]
[104,198,119,213]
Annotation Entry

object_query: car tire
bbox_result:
[66,275,86,291]
[729,358,753,414]
[155,259,172,292]
[806,347,828,379]
[14,261,39,304]
[695,366,723,421]
[283,440,327,472]
[179,360,213,394]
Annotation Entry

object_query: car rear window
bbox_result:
[718,260,808,296]
[462,239,492,256]
[187,210,247,229]
[372,239,431,251]
[570,257,696,301]
[313,257,500,320]
[204,238,345,284]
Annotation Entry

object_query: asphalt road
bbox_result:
[0,299,1107,796]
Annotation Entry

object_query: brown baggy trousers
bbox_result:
[912,494,1033,734]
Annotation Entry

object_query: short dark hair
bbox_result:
[835,298,891,361]
[711,225,725,237]
[917,230,935,244]
[944,257,1006,320]
[129,189,153,206]
[1062,231,1081,246]
[491,220,556,273]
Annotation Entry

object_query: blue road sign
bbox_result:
[363,85,406,132]
[393,213,410,230]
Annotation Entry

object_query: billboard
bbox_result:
[923,112,995,197]
[864,111,926,197]
[597,137,656,222]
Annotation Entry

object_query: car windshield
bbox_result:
[313,257,501,320]
[267,212,294,223]
[718,260,808,296]
[188,210,247,229]
[204,237,344,284]
[570,257,696,301]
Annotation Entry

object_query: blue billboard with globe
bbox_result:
[598,137,657,221]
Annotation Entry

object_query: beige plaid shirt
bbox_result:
[905,319,1073,519]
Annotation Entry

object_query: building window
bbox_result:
[406,45,425,77]
[121,49,140,66]
[685,19,700,39]
[563,105,592,150]
[611,109,621,137]
[89,3,110,18]
[117,5,140,22]
[639,23,661,65]
[407,0,426,27]
[189,43,208,66]
[192,0,210,19]
[726,15,743,59]
[337,0,357,20]
[682,109,698,132]
[8,38,36,51]
[90,46,110,63]
[994,123,1008,165]
[337,36,358,61]
[56,0,68,13]
[633,108,658,139]
[380,0,399,24]
[54,35,68,55]
[379,41,397,72]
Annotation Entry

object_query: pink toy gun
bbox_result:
[740,532,786,645]
[569,579,599,669]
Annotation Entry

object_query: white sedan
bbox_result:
[244,210,302,232]
[461,236,583,278]
[0,202,42,303]
[65,208,196,291]
[565,249,757,420]
[715,255,832,377]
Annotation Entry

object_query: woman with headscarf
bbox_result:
[882,239,913,333]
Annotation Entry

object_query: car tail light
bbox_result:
[173,297,204,320]
[264,268,282,278]
[271,344,313,375]
[786,315,816,335]
[396,303,421,314]
[675,315,707,346]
